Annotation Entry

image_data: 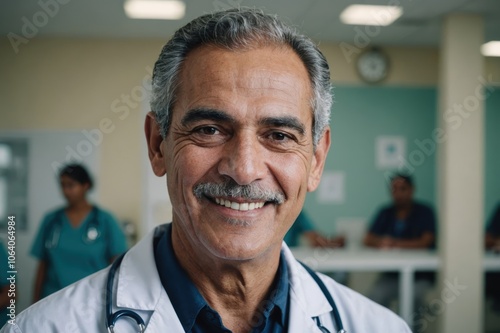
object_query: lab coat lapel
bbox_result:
[116,227,161,310]
[282,244,335,333]
[143,289,185,332]
[116,225,186,332]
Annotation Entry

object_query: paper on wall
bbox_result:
[376,136,406,169]
[317,171,345,204]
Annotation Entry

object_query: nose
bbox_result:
[217,131,267,185]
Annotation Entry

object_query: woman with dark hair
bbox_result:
[30,164,127,302]
[485,203,500,313]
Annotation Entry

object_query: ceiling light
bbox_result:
[481,41,500,57]
[124,0,185,20]
[340,5,403,26]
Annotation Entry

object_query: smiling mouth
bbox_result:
[214,197,266,211]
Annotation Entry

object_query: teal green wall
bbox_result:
[304,85,500,234]
[304,86,437,233]
[485,88,500,224]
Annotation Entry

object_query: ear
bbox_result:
[145,112,167,177]
[307,127,331,192]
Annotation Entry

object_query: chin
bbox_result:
[202,234,271,262]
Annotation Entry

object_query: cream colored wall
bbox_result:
[320,43,440,86]
[485,56,500,84]
[438,15,484,333]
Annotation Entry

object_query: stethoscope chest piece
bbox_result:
[85,226,100,242]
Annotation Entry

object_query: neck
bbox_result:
[396,201,412,210]
[170,222,282,333]
[67,200,91,211]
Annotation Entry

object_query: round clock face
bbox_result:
[356,49,389,84]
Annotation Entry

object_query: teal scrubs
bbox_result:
[31,207,128,298]
[284,211,315,247]
[0,243,9,327]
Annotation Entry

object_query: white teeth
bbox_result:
[214,198,265,211]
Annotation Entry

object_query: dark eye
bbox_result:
[197,126,219,135]
[271,132,287,141]
[190,125,228,146]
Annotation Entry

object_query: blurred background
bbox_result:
[0,0,499,332]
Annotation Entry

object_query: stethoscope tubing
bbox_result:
[300,262,346,333]
[106,253,146,333]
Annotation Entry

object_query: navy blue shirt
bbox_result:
[154,224,289,333]
[369,202,437,281]
[369,201,436,248]
[487,204,500,237]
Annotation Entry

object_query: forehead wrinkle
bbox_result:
[194,70,304,90]
[176,45,314,128]
[237,69,306,96]
[183,53,310,97]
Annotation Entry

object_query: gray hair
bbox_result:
[150,8,332,146]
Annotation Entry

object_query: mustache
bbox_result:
[193,179,285,205]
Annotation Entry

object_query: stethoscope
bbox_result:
[106,254,146,333]
[106,235,346,333]
[44,207,101,249]
[300,262,347,333]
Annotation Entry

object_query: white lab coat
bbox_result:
[2,225,411,333]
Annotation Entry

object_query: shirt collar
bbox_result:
[266,249,289,326]
[154,224,289,331]
[154,224,206,332]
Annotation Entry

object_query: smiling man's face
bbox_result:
[147,44,330,261]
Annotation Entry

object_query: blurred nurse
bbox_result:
[30,164,127,302]
[0,242,10,327]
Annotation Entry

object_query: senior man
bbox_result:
[2,9,410,333]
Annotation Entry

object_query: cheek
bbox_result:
[273,153,311,194]
[166,146,218,205]
[63,187,75,196]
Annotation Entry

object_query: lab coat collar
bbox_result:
[282,244,333,318]
[116,226,163,310]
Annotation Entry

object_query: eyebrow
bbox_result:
[259,116,306,135]
[181,108,235,126]
[180,108,306,135]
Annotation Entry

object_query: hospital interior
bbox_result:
[1,0,500,332]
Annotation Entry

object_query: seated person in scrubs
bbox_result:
[485,203,500,252]
[364,173,436,311]
[0,242,11,327]
[485,203,500,312]
[284,210,345,248]
[31,164,127,301]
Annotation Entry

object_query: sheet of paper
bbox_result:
[376,136,406,169]
[317,171,345,204]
